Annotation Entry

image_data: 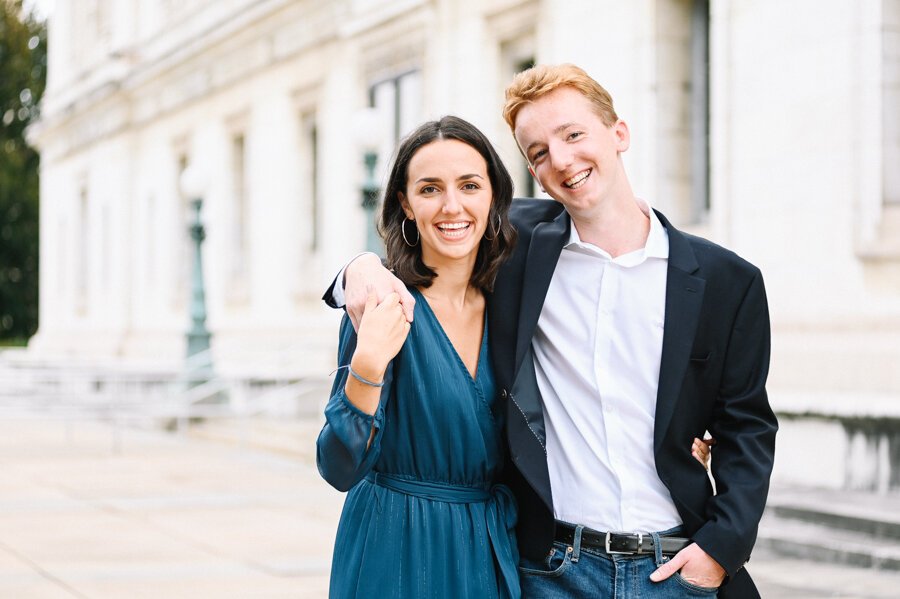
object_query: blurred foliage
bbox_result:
[0,0,45,341]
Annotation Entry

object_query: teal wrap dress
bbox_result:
[317,288,520,599]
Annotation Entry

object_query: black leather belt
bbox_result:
[556,523,690,556]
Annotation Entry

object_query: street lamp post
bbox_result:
[355,108,386,255]
[361,150,380,254]
[180,166,213,382]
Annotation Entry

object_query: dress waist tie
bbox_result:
[365,472,520,599]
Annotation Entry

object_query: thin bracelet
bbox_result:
[348,366,384,387]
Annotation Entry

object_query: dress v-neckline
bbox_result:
[411,287,487,384]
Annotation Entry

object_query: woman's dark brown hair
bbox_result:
[378,115,517,293]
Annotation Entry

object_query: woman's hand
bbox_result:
[692,437,715,470]
[343,288,410,421]
[351,287,411,383]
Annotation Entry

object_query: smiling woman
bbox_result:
[400,140,493,264]
[378,115,517,293]
[317,116,522,599]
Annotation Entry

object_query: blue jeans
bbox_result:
[518,526,718,598]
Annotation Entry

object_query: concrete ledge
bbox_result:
[758,518,900,570]
[759,486,900,571]
[767,487,900,540]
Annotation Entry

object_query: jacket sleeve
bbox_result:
[321,267,347,309]
[691,269,778,576]
[315,314,392,492]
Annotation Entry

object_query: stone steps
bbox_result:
[758,487,900,570]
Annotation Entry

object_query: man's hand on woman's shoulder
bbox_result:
[345,253,415,329]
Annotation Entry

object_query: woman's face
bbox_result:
[401,139,493,270]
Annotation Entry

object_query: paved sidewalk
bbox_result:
[0,419,342,598]
[2,417,900,598]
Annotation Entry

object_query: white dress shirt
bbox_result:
[533,200,682,533]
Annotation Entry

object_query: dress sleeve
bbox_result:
[316,314,391,492]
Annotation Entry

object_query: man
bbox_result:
[328,64,776,597]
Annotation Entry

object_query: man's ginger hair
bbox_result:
[502,64,619,131]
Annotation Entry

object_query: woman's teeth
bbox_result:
[436,222,470,238]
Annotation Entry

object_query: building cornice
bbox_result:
[32,0,343,160]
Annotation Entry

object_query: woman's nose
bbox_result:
[442,190,461,213]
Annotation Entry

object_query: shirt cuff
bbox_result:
[330,252,376,308]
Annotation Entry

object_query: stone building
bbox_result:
[29,0,900,494]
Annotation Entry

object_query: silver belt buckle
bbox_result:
[605,531,638,555]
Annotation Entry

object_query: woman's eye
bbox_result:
[421,185,438,194]
[461,182,479,191]
[568,131,583,141]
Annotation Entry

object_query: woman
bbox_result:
[317,116,520,598]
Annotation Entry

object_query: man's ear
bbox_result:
[528,166,546,194]
[614,119,631,153]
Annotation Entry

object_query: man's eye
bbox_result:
[568,131,583,141]
[531,149,547,162]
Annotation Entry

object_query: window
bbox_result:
[174,152,190,305]
[499,32,537,199]
[56,216,65,296]
[858,0,900,259]
[690,0,711,220]
[101,202,110,291]
[231,133,249,278]
[145,195,156,286]
[884,0,900,207]
[77,184,89,314]
[655,0,710,225]
[514,56,536,198]
[369,70,423,145]
[367,70,423,253]
[299,112,319,253]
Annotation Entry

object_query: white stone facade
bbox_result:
[30,1,900,486]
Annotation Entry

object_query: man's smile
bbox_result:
[563,169,592,189]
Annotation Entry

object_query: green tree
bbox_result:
[0,0,45,343]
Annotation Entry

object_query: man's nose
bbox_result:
[549,142,574,172]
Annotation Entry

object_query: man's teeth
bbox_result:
[564,170,590,188]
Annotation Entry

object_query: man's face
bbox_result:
[513,86,630,218]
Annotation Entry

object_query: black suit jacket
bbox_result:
[489,199,777,598]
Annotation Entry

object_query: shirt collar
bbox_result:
[642,200,669,260]
[564,198,669,263]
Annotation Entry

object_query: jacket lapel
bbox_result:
[507,209,568,513]
[654,211,706,450]
[513,210,570,379]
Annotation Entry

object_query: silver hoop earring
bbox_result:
[483,215,502,241]
[401,218,419,247]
